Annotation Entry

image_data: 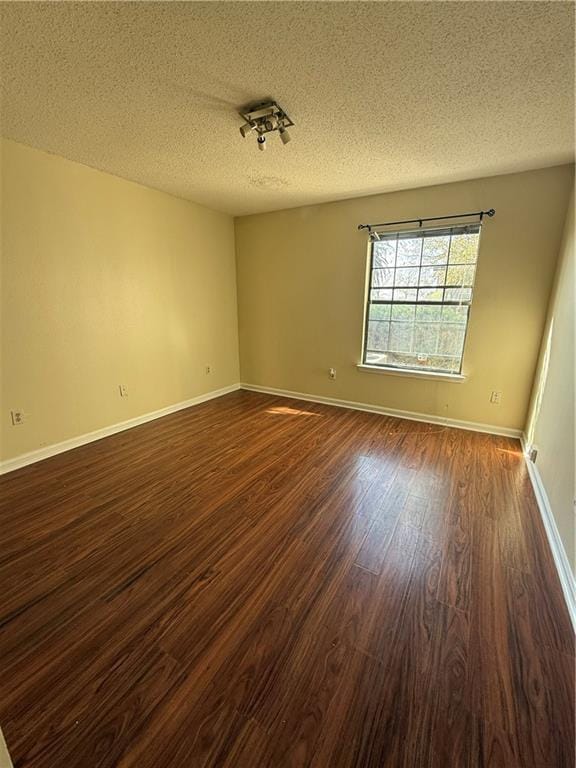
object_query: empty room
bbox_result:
[0,2,574,767]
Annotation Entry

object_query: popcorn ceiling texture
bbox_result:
[1,1,573,216]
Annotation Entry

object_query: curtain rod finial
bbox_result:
[487,209,495,217]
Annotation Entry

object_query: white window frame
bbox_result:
[360,223,482,379]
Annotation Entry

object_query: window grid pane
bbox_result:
[364,225,480,375]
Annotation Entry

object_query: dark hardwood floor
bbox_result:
[1,390,574,767]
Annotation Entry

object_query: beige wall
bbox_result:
[1,140,572,467]
[235,165,574,432]
[0,139,240,461]
[526,185,575,570]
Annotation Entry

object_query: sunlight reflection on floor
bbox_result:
[265,406,320,417]
[496,447,523,457]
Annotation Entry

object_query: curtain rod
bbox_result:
[357,208,495,233]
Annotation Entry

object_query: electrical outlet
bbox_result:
[119,384,128,398]
[10,410,25,425]
[329,368,337,381]
[205,365,212,375]
[490,390,502,405]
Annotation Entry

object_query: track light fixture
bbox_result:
[238,100,294,150]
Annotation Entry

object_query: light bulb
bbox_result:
[239,122,256,138]
[279,125,291,145]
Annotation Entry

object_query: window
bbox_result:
[362,224,481,375]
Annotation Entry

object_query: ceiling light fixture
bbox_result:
[238,100,294,150]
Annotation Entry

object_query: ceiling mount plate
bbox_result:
[238,100,295,134]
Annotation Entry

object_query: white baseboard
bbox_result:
[240,383,522,438]
[0,384,241,475]
[520,435,576,632]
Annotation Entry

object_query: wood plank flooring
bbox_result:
[0,390,573,767]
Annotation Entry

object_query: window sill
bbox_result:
[356,364,466,383]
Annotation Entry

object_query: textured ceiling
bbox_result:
[1,2,574,216]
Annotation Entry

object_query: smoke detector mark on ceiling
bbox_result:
[249,175,290,191]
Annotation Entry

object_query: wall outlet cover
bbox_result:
[10,410,24,426]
